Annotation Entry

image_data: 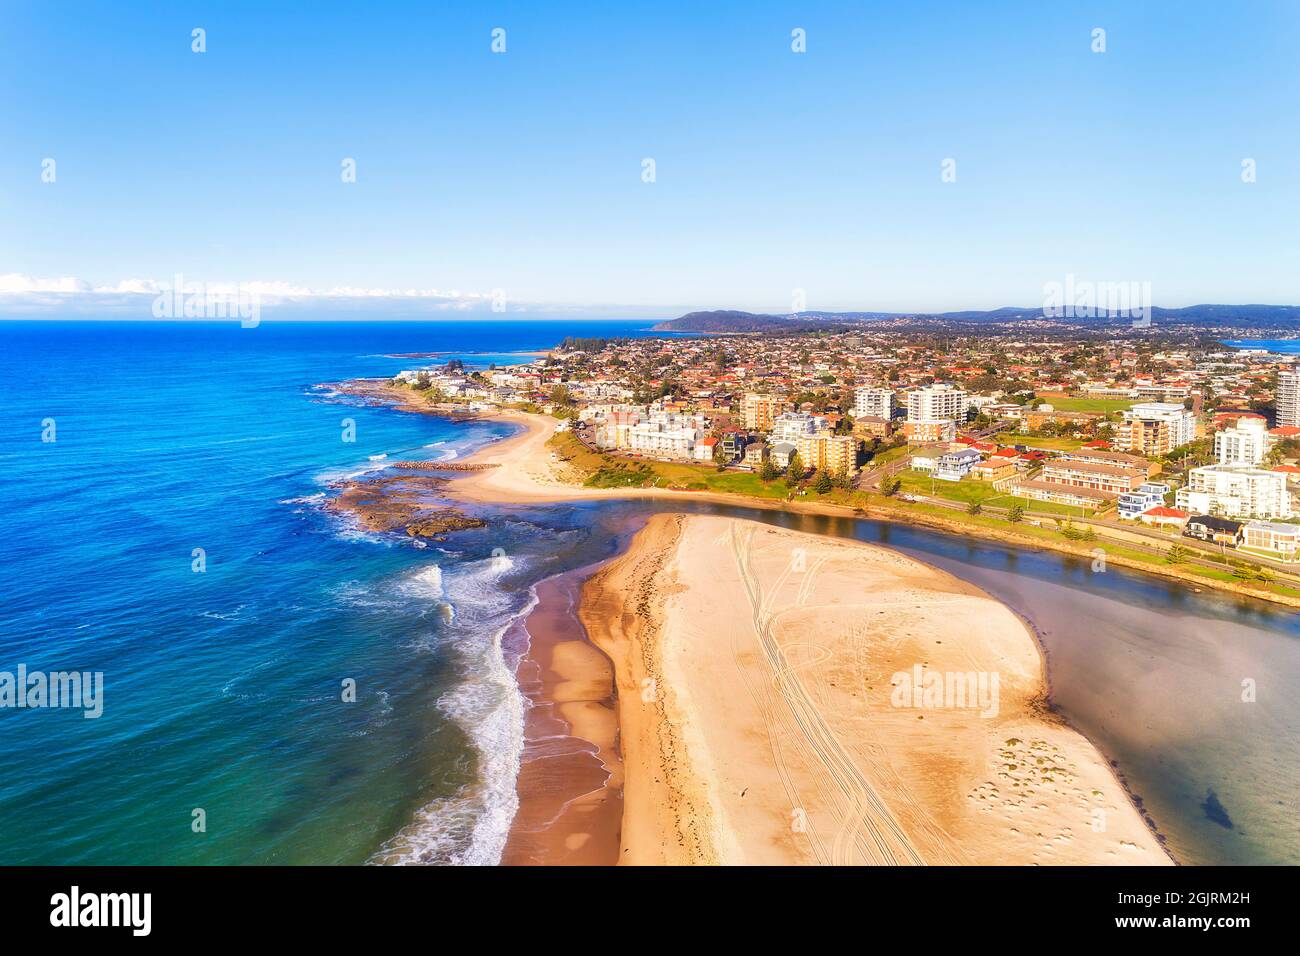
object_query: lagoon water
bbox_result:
[1,321,1296,864]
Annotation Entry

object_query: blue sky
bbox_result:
[2,0,1299,317]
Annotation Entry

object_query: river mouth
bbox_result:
[516,498,1299,866]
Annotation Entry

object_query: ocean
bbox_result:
[0,319,657,865]
[1,320,1296,865]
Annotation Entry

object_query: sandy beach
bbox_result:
[580,513,1170,865]
[501,566,622,865]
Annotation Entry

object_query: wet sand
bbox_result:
[501,567,623,865]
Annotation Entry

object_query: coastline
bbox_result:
[429,399,1300,612]
[328,381,1279,865]
[579,513,1171,865]
[500,565,623,865]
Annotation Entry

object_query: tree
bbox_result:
[813,470,834,495]
[786,451,804,481]
[1006,503,1025,523]
[758,459,778,482]
[1167,544,1190,564]
[966,500,983,516]
[549,384,574,406]
[882,476,902,497]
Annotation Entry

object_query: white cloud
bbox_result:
[0,273,94,294]
[0,273,489,306]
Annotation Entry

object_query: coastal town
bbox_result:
[392,326,1300,601]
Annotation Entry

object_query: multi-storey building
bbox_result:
[1214,417,1271,466]
[906,384,968,423]
[1277,366,1300,429]
[1241,520,1300,559]
[1117,482,1171,519]
[903,419,956,444]
[626,422,699,459]
[1115,402,1197,455]
[794,433,859,476]
[853,387,895,421]
[1040,460,1147,495]
[1057,447,1160,476]
[1176,464,1293,519]
[742,393,784,432]
[904,384,966,447]
[771,411,825,443]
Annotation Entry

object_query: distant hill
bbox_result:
[652,304,1300,332]
[652,310,843,333]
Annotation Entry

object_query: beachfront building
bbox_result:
[1214,416,1271,466]
[1010,480,1112,510]
[693,436,718,461]
[743,442,768,466]
[1277,366,1300,429]
[1184,515,1244,546]
[1138,506,1190,529]
[626,422,698,459]
[742,393,784,432]
[1114,402,1197,455]
[933,448,981,482]
[771,411,825,443]
[1117,482,1171,520]
[769,441,796,471]
[1039,460,1148,495]
[853,387,895,421]
[970,459,1018,482]
[795,433,859,476]
[1241,520,1300,560]
[1175,464,1293,519]
[1057,447,1161,477]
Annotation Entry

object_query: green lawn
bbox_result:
[1035,396,1134,414]
[554,432,796,498]
[1001,433,1090,451]
[866,443,911,467]
[896,470,1099,516]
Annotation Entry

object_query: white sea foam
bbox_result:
[372,553,531,866]
[425,441,460,463]
[278,492,327,506]
[314,458,392,485]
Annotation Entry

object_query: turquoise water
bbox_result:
[0,320,654,864]
[1224,339,1300,352]
[2,320,1296,866]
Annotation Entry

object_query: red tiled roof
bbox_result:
[1143,506,1190,519]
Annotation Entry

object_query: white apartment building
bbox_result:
[1116,402,1197,455]
[1175,464,1293,520]
[626,423,698,459]
[1278,366,1300,429]
[906,384,969,423]
[1214,418,1271,466]
[853,387,895,421]
[771,412,826,443]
